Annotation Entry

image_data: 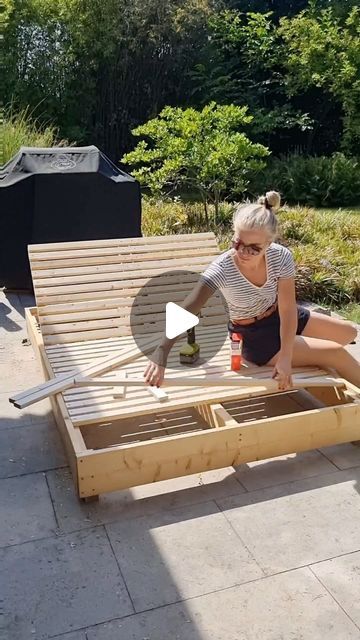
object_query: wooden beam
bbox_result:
[73,374,345,390]
[25,307,86,494]
[76,402,360,497]
[9,334,161,408]
[196,403,227,428]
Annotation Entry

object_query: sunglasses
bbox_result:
[232,239,265,256]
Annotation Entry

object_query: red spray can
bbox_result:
[230,332,243,371]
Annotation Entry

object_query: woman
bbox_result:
[144,191,359,391]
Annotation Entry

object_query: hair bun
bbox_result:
[258,190,281,213]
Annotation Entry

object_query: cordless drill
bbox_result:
[179,326,200,365]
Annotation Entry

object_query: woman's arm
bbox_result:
[144,280,215,385]
[274,276,298,390]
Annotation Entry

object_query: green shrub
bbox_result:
[142,198,360,311]
[142,198,189,236]
[142,197,235,238]
[1,104,68,166]
[249,153,360,207]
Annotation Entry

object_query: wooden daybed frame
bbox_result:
[14,233,360,500]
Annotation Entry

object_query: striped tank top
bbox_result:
[200,242,296,320]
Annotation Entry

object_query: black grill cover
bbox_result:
[0,146,141,289]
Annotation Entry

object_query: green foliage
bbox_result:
[142,197,189,236]
[249,154,360,207]
[281,207,360,306]
[3,0,216,157]
[142,196,239,250]
[279,7,360,152]
[190,4,360,154]
[1,104,68,166]
[122,102,269,219]
[190,11,282,110]
[3,0,359,165]
[143,198,360,312]
[334,302,360,323]
[189,8,317,150]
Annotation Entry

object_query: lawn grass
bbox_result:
[329,302,360,324]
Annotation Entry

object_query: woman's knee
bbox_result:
[330,319,356,345]
[346,322,358,344]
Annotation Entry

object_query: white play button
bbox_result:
[165,302,199,340]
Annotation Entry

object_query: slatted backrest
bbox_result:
[28,233,226,345]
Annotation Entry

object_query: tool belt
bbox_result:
[231,301,278,326]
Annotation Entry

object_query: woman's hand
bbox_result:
[272,354,293,391]
[144,346,167,387]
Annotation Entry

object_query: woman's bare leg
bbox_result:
[267,335,360,388]
[301,310,357,345]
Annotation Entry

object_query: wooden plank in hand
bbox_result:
[73,374,344,390]
[9,334,161,408]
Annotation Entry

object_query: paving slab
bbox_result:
[218,468,360,574]
[49,634,86,640]
[0,322,29,348]
[46,466,245,534]
[0,473,56,547]
[0,527,133,640]
[0,363,44,393]
[86,567,360,640]
[311,550,360,628]
[106,500,264,612]
[233,449,337,491]
[0,342,39,382]
[0,421,66,478]
[0,292,26,331]
[320,443,360,470]
[0,391,55,429]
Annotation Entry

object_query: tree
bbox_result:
[189,10,314,153]
[3,0,218,159]
[279,6,360,153]
[121,102,269,221]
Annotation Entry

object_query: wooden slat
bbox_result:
[32,254,217,283]
[63,367,336,407]
[35,274,201,300]
[62,369,331,403]
[62,364,334,411]
[32,262,208,288]
[38,289,204,316]
[29,232,215,252]
[41,307,225,336]
[30,239,217,260]
[31,246,218,270]
[39,301,225,327]
[43,327,132,344]
[41,314,228,345]
[74,374,343,390]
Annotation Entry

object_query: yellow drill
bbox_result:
[179,326,200,365]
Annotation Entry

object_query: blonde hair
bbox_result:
[233,190,281,241]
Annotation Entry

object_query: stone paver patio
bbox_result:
[1,289,360,640]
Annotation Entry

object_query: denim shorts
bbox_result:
[228,305,311,366]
